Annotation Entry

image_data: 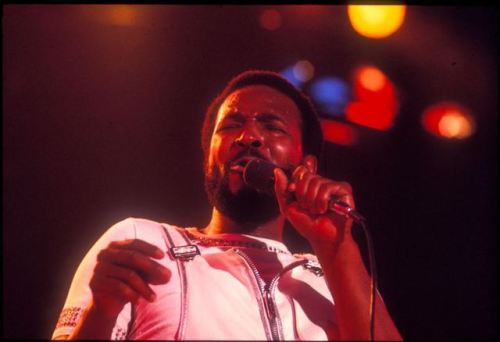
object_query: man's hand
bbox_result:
[89,239,171,319]
[274,164,355,250]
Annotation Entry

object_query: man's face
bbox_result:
[204,85,303,226]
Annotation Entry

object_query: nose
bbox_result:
[234,123,263,148]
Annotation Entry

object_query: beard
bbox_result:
[204,160,281,231]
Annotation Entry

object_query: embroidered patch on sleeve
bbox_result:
[55,307,85,329]
[112,327,127,340]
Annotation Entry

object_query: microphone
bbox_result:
[243,159,366,223]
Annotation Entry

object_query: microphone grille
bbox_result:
[242,159,276,194]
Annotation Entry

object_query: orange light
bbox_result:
[293,60,315,82]
[347,5,406,39]
[320,119,359,146]
[109,5,137,26]
[422,103,475,139]
[358,66,387,92]
[259,9,283,31]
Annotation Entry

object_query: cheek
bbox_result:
[270,137,303,166]
[209,135,230,170]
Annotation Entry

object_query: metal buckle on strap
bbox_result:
[303,259,324,276]
[170,245,200,261]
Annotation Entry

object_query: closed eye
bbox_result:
[264,123,288,134]
[217,124,240,131]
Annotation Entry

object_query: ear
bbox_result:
[302,155,317,174]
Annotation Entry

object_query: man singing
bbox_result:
[52,70,402,340]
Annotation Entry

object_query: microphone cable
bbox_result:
[324,158,377,341]
[357,217,377,342]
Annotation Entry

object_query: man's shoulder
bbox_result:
[103,217,186,240]
[110,216,182,230]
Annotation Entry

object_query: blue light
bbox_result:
[280,66,303,88]
[310,77,350,117]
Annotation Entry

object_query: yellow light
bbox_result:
[348,5,406,39]
[293,60,315,82]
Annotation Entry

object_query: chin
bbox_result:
[205,164,280,226]
[228,172,245,193]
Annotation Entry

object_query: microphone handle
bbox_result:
[329,199,366,224]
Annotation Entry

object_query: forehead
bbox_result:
[216,85,302,124]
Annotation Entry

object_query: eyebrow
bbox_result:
[222,112,288,124]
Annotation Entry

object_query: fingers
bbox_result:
[88,239,171,318]
[97,244,171,285]
[91,271,142,306]
[274,168,290,215]
[291,165,355,215]
[94,262,159,302]
[109,239,165,259]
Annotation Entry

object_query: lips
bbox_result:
[228,157,263,173]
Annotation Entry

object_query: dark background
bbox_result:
[3,5,498,339]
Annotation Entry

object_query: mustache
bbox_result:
[224,149,270,169]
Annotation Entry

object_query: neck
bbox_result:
[202,207,285,241]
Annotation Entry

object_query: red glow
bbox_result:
[320,119,359,146]
[259,9,282,31]
[345,65,398,130]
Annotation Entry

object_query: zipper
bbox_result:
[234,249,277,340]
[234,249,309,341]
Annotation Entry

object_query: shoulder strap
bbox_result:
[159,224,198,339]
[161,224,200,261]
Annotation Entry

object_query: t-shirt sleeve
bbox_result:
[51,217,140,340]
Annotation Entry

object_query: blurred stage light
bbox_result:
[259,9,283,31]
[281,66,303,88]
[358,66,386,92]
[281,60,314,88]
[345,65,398,130]
[310,77,350,117]
[293,60,315,82]
[422,102,475,139]
[320,119,359,146]
[347,5,406,39]
[109,5,137,26]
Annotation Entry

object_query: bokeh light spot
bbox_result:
[358,66,386,92]
[320,119,359,146]
[310,77,350,117]
[293,60,315,83]
[348,5,406,39]
[259,9,282,31]
[422,102,475,139]
[346,65,398,130]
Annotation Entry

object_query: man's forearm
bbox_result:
[313,240,402,341]
[66,303,118,340]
